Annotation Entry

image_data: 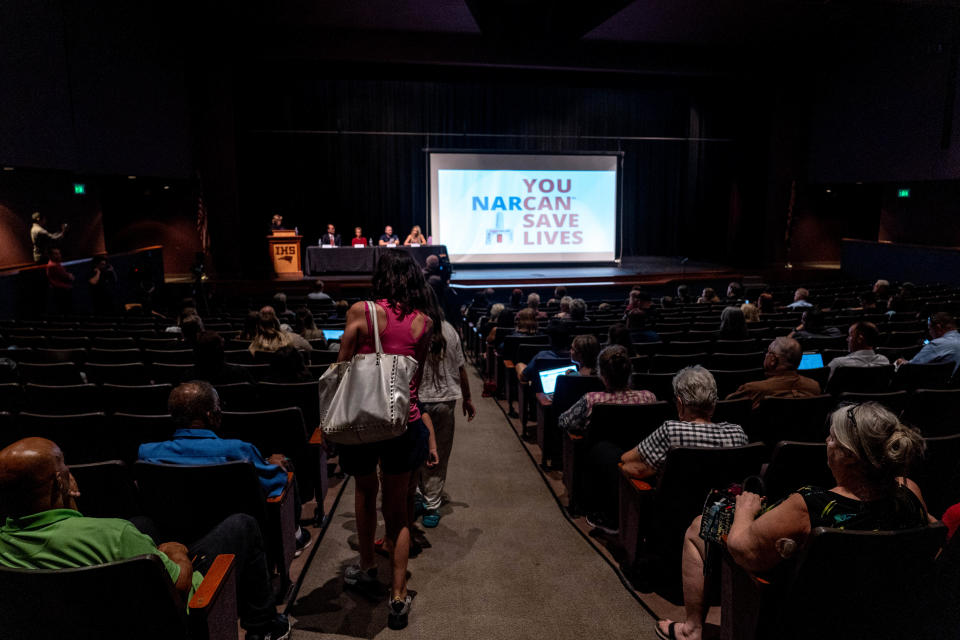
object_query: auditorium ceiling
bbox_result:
[254,0,957,47]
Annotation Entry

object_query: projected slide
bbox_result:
[429,153,619,264]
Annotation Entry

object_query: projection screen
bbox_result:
[428,152,619,265]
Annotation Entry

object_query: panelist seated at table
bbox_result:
[351,226,368,247]
[404,225,426,246]
[319,224,341,247]
[379,225,399,247]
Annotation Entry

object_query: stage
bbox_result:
[447,256,738,288]
[187,255,743,302]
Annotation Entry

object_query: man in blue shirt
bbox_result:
[139,381,311,553]
[378,225,399,246]
[897,312,960,374]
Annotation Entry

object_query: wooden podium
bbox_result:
[267,231,303,279]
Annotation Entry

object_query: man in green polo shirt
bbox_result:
[0,437,291,640]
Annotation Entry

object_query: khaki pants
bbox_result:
[418,400,457,510]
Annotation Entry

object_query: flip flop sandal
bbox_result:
[655,620,679,640]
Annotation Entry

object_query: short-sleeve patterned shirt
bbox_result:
[558,389,657,433]
[635,420,748,472]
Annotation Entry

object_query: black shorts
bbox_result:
[338,418,429,477]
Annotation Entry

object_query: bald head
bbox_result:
[766,336,803,373]
[0,438,76,518]
[168,381,221,429]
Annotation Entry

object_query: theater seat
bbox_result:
[721,524,946,640]
[618,443,767,602]
[16,412,110,464]
[70,460,140,519]
[103,383,173,415]
[836,390,909,416]
[752,395,835,447]
[902,388,960,436]
[914,433,960,517]
[0,554,238,640]
[18,362,84,386]
[825,364,894,395]
[894,362,955,391]
[761,441,832,501]
[85,363,151,386]
[134,461,296,583]
[111,413,175,464]
[214,382,259,411]
[221,406,325,513]
[23,383,102,415]
[562,401,671,516]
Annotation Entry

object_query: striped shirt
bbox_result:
[636,419,748,472]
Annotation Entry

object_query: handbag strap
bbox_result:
[367,301,383,355]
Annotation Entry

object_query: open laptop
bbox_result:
[321,328,345,342]
[798,351,824,370]
[539,364,578,398]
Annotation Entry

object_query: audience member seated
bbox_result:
[239,311,260,341]
[307,280,331,302]
[697,288,720,304]
[509,288,524,310]
[272,293,297,325]
[655,402,934,640]
[519,333,602,386]
[558,345,656,434]
[183,331,254,385]
[726,281,744,302]
[741,302,760,323]
[827,322,889,379]
[626,290,652,314]
[570,298,591,324]
[554,296,573,319]
[627,309,660,344]
[790,308,843,341]
[88,255,118,315]
[263,346,314,383]
[758,290,776,314]
[249,307,312,354]
[164,307,198,335]
[620,366,748,481]
[180,314,205,349]
[493,308,541,351]
[607,324,637,357]
[896,311,960,374]
[45,248,75,314]
[0,437,292,640]
[675,284,692,305]
[527,293,547,319]
[297,309,326,342]
[785,287,814,309]
[718,306,748,340]
[726,337,821,409]
[887,282,919,316]
[138,381,310,554]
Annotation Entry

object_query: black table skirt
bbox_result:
[306,245,447,275]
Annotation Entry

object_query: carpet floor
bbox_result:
[286,369,660,639]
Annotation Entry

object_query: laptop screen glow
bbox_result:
[322,329,345,341]
[798,352,824,370]
[539,365,578,395]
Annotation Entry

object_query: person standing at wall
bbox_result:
[31,212,67,263]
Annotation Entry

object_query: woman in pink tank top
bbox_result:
[335,251,445,629]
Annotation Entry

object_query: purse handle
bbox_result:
[366,301,383,355]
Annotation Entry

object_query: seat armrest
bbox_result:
[266,472,295,504]
[309,427,324,446]
[567,432,585,441]
[504,360,515,369]
[188,554,239,640]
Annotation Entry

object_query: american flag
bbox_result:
[197,193,210,254]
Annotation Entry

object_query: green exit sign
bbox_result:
[897,188,910,198]
[73,183,85,195]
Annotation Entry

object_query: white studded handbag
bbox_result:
[318,301,418,444]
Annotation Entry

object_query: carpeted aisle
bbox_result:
[287,368,658,639]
